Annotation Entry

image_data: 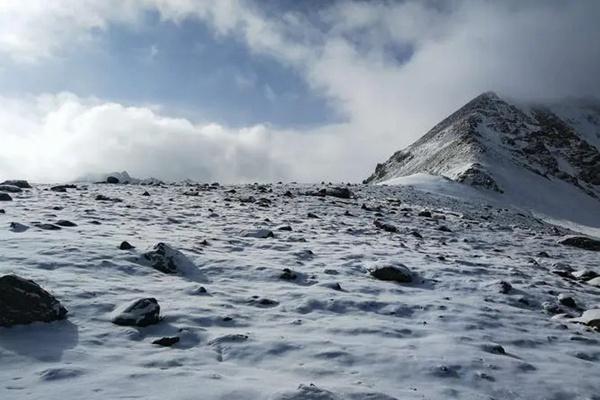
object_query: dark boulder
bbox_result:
[152,336,179,346]
[119,241,135,250]
[0,185,22,193]
[558,236,600,251]
[369,264,413,283]
[111,298,160,327]
[56,220,77,227]
[1,180,32,189]
[0,275,68,327]
[0,193,12,201]
[106,176,119,184]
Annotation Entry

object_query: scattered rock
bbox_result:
[374,219,398,233]
[9,222,28,232]
[558,294,577,308]
[1,180,31,189]
[418,210,432,218]
[247,297,279,308]
[572,309,600,329]
[481,343,506,355]
[36,223,61,230]
[111,298,160,327]
[572,269,598,281]
[0,193,13,201]
[50,184,76,192]
[369,263,413,283]
[307,212,320,219]
[558,235,600,251]
[140,242,194,274]
[56,220,77,227]
[0,184,22,193]
[142,191,151,196]
[277,225,292,231]
[119,241,135,250]
[95,194,123,202]
[242,229,274,239]
[280,268,298,281]
[496,280,513,294]
[152,336,180,347]
[587,277,600,287]
[106,176,120,184]
[0,275,68,327]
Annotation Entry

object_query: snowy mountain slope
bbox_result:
[365,92,600,233]
[1,182,600,400]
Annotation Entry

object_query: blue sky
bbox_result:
[0,0,599,183]
[0,8,338,128]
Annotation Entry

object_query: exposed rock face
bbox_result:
[0,275,68,327]
[365,92,600,202]
[559,235,600,251]
[111,298,160,327]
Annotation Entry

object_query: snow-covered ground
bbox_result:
[1,182,600,400]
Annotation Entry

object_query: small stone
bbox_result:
[142,191,151,196]
[482,344,506,354]
[307,212,320,219]
[119,241,135,250]
[9,222,28,232]
[56,220,77,227]
[418,210,432,218]
[558,294,577,308]
[36,223,61,230]
[374,219,398,233]
[152,336,179,347]
[277,225,292,231]
[280,268,297,281]
[242,229,274,239]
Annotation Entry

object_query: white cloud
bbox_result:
[1,1,599,182]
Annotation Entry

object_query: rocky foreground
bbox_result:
[1,181,599,399]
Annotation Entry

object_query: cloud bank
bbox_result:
[1,0,599,182]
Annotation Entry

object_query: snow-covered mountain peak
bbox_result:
[366,92,600,233]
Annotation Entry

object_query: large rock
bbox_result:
[140,242,195,274]
[0,185,22,193]
[0,275,68,327]
[559,235,600,251]
[369,263,413,283]
[1,180,32,189]
[111,298,160,327]
[0,193,12,201]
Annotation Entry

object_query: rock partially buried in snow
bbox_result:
[111,298,160,327]
[0,275,68,327]
[587,277,600,287]
[119,241,135,250]
[0,184,22,193]
[242,229,274,239]
[140,242,195,274]
[369,263,413,283]
[558,235,600,251]
[9,222,29,232]
[152,336,179,346]
[0,193,12,201]
[1,179,31,189]
[571,309,600,329]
